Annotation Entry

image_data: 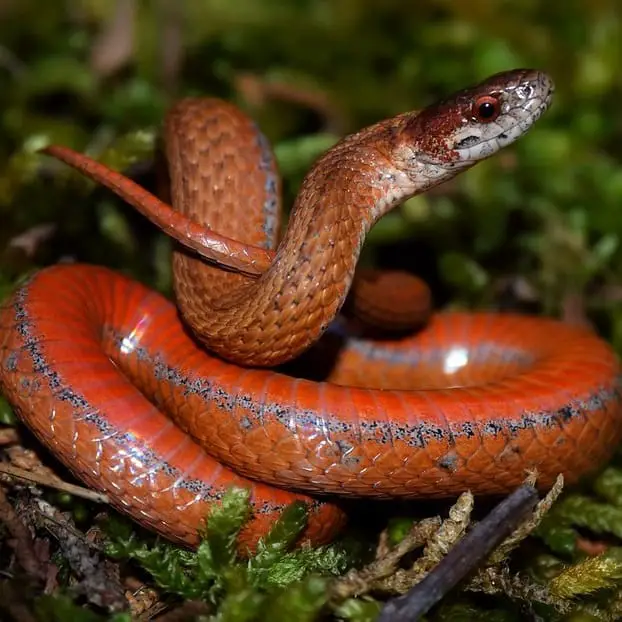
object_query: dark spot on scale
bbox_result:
[498,132,508,140]
[5,351,18,371]
[336,439,353,453]
[558,405,577,422]
[437,452,458,472]
[483,421,503,436]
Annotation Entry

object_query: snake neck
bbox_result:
[183,115,441,368]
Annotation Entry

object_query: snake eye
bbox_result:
[472,95,501,123]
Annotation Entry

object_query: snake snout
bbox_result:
[450,68,554,163]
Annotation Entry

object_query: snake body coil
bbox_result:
[1,69,621,551]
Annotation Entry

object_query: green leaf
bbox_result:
[257,545,350,588]
[260,576,329,622]
[250,501,309,575]
[274,134,338,178]
[0,395,17,425]
[555,495,622,539]
[594,467,622,507]
[334,597,382,622]
[202,487,252,570]
[550,548,622,598]
[34,594,131,622]
[439,251,489,294]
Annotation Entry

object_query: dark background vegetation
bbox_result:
[2,1,622,620]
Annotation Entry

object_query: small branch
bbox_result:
[156,0,185,95]
[7,224,56,258]
[234,72,346,134]
[330,518,441,601]
[90,0,136,78]
[0,428,20,445]
[0,463,109,504]
[30,498,126,611]
[0,486,50,582]
[377,484,539,622]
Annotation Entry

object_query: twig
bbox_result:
[0,463,109,504]
[124,576,160,619]
[0,486,49,582]
[561,291,592,328]
[7,224,56,258]
[330,518,441,601]
[377,484,539,622]
[234,72,346,134]
[470,565,572,614]
[30,497,126,611]
[481,473,563,567]
[157,0,184,94]
[0,428,19,445]
[90,0,136,77]
[373,493,475,595]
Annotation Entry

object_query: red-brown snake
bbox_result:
[1,69,621,552]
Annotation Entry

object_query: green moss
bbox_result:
[3,2,622,620]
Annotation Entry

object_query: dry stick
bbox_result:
[377,484,539,622]
[89,0,136,77]
[0,428,19,445]
[31,498,126,611]
[156,0,184,95]
[0,463,109,504]
[0,486,49,582]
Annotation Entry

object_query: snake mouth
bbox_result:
[481,71,554,147]
[437,70,555,168]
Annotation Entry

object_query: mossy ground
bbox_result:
[2,2,622,620]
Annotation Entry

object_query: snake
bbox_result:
[1,68,621,553]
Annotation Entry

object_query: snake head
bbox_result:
[398,68,554,177]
